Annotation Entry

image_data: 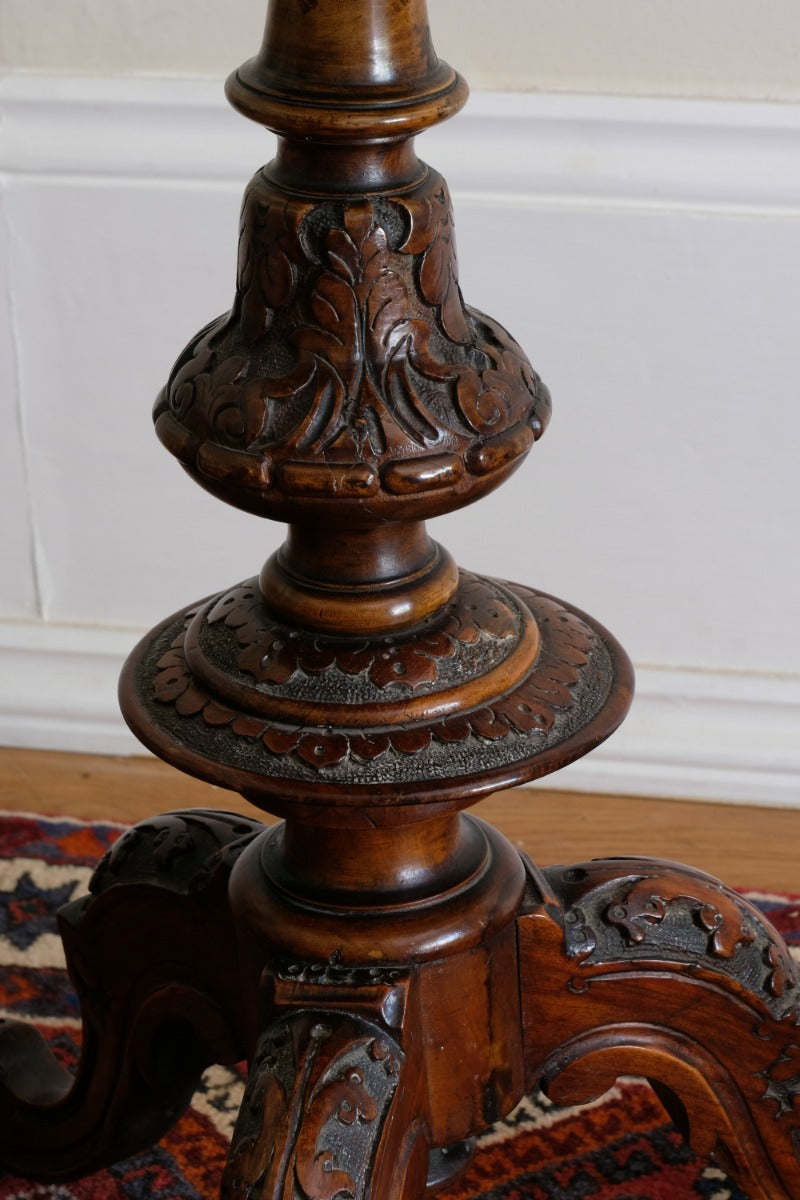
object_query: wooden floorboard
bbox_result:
[1,747,797,892]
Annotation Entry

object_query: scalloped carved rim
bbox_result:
[119,576,632,810]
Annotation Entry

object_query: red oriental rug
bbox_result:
[1,811,798,1199]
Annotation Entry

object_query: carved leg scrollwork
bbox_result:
[518,855,800,1200]
[0,809,264,1180]
[221,1010,429,1200]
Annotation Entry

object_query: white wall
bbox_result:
[1,6,799,805]
[2,0,800,102]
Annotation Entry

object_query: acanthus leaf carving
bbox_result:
[604,874,757,961]
[758,1045,800,1122]
[237,184,299,344]
[89,810,264,899]
[154,169,551,515]
[548,859,800,1023]
[222,1016,404,1200]
[765,942,799,1000]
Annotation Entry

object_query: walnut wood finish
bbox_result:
[520,857,800,1197]
[1,2,798,1197]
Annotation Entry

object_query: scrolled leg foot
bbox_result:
[518,855,800,1200]
[0,809,264,1179]
[222,1010,429,1200]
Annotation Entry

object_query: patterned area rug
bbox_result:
[1,811,797,1200]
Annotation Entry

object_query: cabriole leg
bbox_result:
[518,855,800,1200]
[0,810,263,1179]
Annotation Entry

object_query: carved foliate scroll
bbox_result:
[155,170,550,521]
[222,1014,417,1200]
[518,857,800,1200]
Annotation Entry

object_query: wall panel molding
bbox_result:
[2,74,798,805]
[2,76,800,211]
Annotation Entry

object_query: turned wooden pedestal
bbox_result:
[1,3,799,1197]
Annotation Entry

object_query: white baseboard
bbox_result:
[0,621,140,754]
[1,620,798,808]
[556,667,800,806]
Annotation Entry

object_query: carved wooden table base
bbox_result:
[2,1,798,1196]
[0,809,798,1197]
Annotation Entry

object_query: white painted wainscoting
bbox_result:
[1,76,799,805]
